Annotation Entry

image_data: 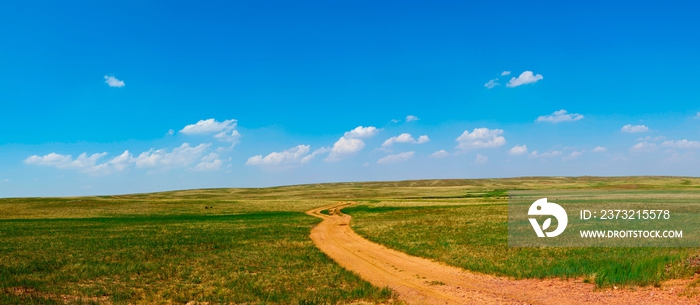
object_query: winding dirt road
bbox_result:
[307,202,700,305]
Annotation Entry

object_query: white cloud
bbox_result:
[536,109,584,123]
[501,71,511,76]
[563,151,583,161]
[391,119,400,123]
[25,152,108,171]
[24,151,135,175]
[180,118,237,135]
[326,137,365,162]
[592,146,607,152]
[530,150,562,158]
[377,151,415,164]
[508,145,528,155]
[405,115,419,122]
[246,145,310,166]
[506,71,543,88]
[135,143,210,168]
[214,130,241,144]
[104,75,125,87]
[325,126,379,162]
[661,140,700,149]
[193,159,223,171]
[26,144,213,174]
[72,153,108,169]
[0,179,7,183]
[25,153,75,168]
[621,124,649,133]
[192,153,223,171]
[382,133,430,147]
[695,112,700,119]
[430,150,449,158]
[344,126,379,139]
[180,118,241,145]
[474,154,488,164]
[484,79,500,89]
[106,151,135,172]
[629,141,658,152]
[167,129,175,136]
[455,128,506,150]
[301,147,331,164]
[202,153,220,162]
[133,152,160,168]
[385,133,412,146]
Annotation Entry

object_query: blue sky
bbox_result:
[2,1,700,196]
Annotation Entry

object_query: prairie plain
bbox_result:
[2,176,700,304]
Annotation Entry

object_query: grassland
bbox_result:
[2,176,700,303]
[339,177,700,288]
[0,212,397,304]
[344,204,699,287]
[0,198,396,304]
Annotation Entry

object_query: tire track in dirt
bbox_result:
[307,202,700,305]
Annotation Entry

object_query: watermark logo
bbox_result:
[528,198,568,237]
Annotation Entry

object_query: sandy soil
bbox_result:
[307,202,700,305]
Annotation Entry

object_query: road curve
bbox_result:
[306,202,700,305]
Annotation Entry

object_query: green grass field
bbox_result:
[2,176,700,303]
[0,184,400,304]
[338,177,700,288]
[0,206,394,304]
[344,204,699,287]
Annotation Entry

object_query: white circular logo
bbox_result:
[528,198,568,237]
